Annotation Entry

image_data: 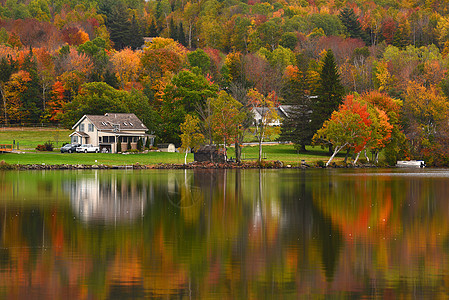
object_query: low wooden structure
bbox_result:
[194,145,225,163]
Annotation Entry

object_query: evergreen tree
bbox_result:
[339,8,368,44]
[117,138,122,153]
[279,57,314,151]
[137,138,143,151]
[169,18,178,41]
[148,19,158,37]
[178,22,186,46]
[311,49,345,135]
[129,14,144,49]
[106,4,132,50]
[21,49,42,123]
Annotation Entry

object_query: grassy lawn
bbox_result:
[0,144,342,166]
[0,151,193,165]
[235,144,344,165]
[0,127,344,166]
[0,128,72,150]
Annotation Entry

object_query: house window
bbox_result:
[102,136,116,143]
[88,124,94,132]
[79,124,85,132]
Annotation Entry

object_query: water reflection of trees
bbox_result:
[1,170,449,298]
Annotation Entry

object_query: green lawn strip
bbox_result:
[0,129,72,149]
[234,144,346,165]
[0,152,193,165]
[0,144,343,166]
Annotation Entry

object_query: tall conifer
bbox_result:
[311,49,345,134]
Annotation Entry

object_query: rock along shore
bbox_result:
[0,160,383,170]
[0,160,312,170]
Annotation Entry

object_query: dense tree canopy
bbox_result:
[1,0,449,164]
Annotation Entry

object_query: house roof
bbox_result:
[252,105,292,119]
[70,131,90,138]
[72,113,148,131]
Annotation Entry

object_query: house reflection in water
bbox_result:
[66,171,148,224]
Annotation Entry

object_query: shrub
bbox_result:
[44,141,54,151]
[117,138,122,153]
[36,142,53,151]
[36,144,46,151]
[137,138,143,151]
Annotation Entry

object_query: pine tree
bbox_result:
[339,8,368,44]
[148,19,158,37]
[106,4,132,50]
[311,49,345,135]
[129,14,144,49]
[280,58,314,152]
[21,49,42,123]
[169,18,178,41]
[137,138,143,151]
[117,138,122,153]
[178,22,186,46]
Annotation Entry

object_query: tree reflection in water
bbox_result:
[0,169,448,298]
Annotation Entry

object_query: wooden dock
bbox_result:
[0,144,13,152]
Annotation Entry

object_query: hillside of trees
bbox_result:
[1,0,449,164]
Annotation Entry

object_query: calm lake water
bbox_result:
[0,168,448,298]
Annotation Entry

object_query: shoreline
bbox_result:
[0,160,385,170]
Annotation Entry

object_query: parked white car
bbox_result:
[76,144,100,153]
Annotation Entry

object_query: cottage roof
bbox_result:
[252,105,292,119]
[72,113,148,131]
[69,131,90,138]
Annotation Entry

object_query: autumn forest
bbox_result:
[1,0,449,164]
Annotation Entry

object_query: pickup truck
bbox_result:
[76,144,100,153]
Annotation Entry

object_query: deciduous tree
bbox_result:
[180,114,204,164]
[313,95,372,167]
[247,88,280,163]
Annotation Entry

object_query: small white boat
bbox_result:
[396,160,425,168]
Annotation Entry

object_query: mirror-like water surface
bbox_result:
[0,168,448,298]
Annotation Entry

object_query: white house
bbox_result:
[251,105,293,126]
[70,113,154,153]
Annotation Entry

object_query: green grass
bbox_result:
[0,151,193,165]
[0,144,342,166]
[235,144,345,165]
[0,128,72,150]
[0,127,345,166]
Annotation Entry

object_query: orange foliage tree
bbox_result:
[43,81,66,123]
[313,95,373,167]
[110,47,142,89]
[4,70,31,123]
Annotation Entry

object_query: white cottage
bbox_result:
[70,113,154,153]
[251,105,293,126]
